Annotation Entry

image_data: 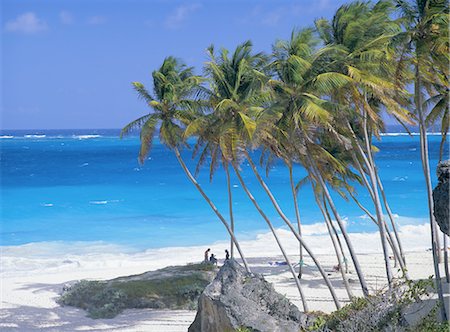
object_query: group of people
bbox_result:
[204,248,230,265]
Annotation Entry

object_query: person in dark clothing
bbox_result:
[225,249,230,260]
[209,253,218,265]
[204,248,211,262]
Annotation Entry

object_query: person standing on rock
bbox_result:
[225,249,230,260]
[204,248,211,262]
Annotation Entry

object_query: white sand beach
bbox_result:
[1,223,448,331]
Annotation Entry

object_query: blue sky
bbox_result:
[2,0,351,130]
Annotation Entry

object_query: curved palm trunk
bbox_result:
[418,119,447,320]
[348,191,411,280]
[313,189,354,300]
[313,168,369,297]
[361,112,394,287]
[224,163,235,259]
[352,152,407,272]
[288,164,304,279]
[375,170,406,263]
[241,154,342,308]
[323,200,349,274]
[415,64,447,321]
[348,189,410,274]
[173,147,251,273]
[364,129,408,269]
[232,163,309,312]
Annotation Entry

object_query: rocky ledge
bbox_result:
[433,160,449,236]
[188,259,310,332]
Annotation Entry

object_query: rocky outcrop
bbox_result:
[58,263,217,318]
[433,160,450,236]
[188,259,308,332]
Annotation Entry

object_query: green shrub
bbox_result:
[325,296,370,330]
[58,264,216,318]
[58,280,128,318]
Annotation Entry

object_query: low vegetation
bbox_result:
[303,278,447,331]
[58,263,217,318]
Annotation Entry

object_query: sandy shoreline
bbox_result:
[1,224,448,331]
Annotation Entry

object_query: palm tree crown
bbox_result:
[121,56,202,163]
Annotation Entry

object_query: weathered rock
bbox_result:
[433,160,450,236]
[58,263,217,318]
[188,259,308,332]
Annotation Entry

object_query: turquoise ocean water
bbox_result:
[0,129,448,250]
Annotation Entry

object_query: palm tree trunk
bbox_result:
[348,191,400,266]
[365,132,407,268]
[361,111,394,287]
[313,167,369,297]
[173,147,251,273]
[444,234,450,283]
[313,188,354,300]
[415,63,447,321]
[436,225,443,263]
[352,147,408,268]
[439,137,447,163]
[375,169,406,264]
[224,162,235,259]
[239,155,342,309]
[323,199,349,274]
[231,163,309,312]
[288,164,304,279]
[352,152,407,273]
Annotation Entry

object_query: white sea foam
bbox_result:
[0,219,432,277]
[24,134,46,138]
[393,176,408,182]
[89,200,108,205]
[73,135,101,140]
[0,135,14,139]
[41,203,54,207]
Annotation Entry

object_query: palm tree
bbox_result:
[187,41,315,310]
[315,0,415,286]
[264,28,371,297]
[121,56,251,272]
[425,69,450,282]
[190,122,238,259]
[424,66,449,162]
[194,41,344,310]
[394,0,449,320]
[266,28,320,279]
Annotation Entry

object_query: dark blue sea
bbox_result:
[0,129,448,250]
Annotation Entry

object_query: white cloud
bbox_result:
[87,16,106,25]
[59,10,73,25]
[165,4,201,29]
[5,12,48,34]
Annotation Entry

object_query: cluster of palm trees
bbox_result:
[122,0,448,319]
